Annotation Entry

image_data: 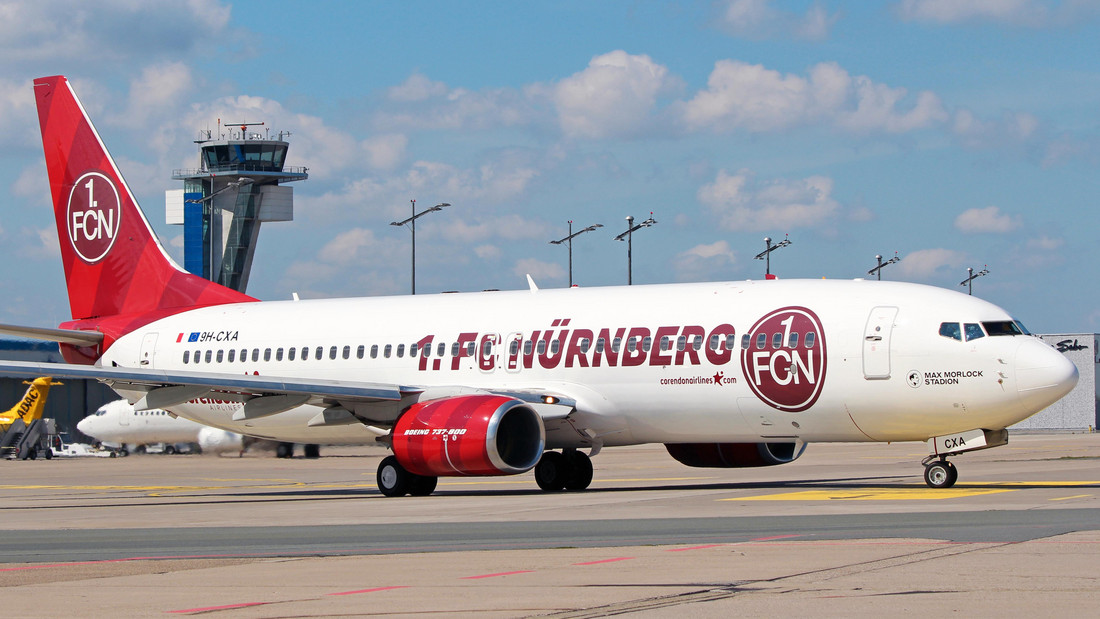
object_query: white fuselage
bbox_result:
[77,399,210,445]
[96,279,1076,447]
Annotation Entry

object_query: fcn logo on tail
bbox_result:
[66,171,121,264]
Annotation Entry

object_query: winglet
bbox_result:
[526,274,539,292]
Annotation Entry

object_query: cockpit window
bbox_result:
[1014,320,1031,335]
[939,322,961,341]
[983,321,1024,336]
[964,323,985,341]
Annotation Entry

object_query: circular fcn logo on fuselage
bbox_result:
[66,171,122,264]
[742,306,827,412]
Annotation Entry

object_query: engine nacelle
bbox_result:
[197,427,244,455]
[392,395,545,477]
[665,441,806,468]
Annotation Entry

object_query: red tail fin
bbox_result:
[34,75,253,321]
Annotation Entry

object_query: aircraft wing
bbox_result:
[0,360,413,419]
[0,360,581,428]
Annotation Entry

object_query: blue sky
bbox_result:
[1,0,1098,332]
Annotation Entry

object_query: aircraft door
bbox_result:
[139,332,158,367]
[862,307,897,379]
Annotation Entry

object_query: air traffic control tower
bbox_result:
[166,122,308,292]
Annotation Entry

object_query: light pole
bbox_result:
[959,266,989,296]
[550,220,602,287]
[613,213,657,285]
[390,199,450,295]
[754,234,791,278]
[868,252,901,280]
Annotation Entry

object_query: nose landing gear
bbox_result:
[921,428,1008,489]
[922,456,958,488]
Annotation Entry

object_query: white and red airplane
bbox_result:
[0,75,1079,496]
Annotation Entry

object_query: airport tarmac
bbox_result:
[1,433,1098,616]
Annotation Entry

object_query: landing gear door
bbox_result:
[139,332,158,367]
[863,307,897,379]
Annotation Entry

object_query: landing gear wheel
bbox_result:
[563,451,593,490]
[303,444,321,459]
[535,451,568,491]
[276,442,294,459]
[377,456,412,497]
[924,460,958,488]
[408,474,438,496]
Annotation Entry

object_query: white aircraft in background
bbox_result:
[0,75,1079,496]
[77,399,244,455]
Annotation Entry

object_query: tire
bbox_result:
[303,444,321,459]
[276,443,294,459]
[564,451,594,490]
[409,474,438,496]
[535,451,568,491]
[924,460,957,488]
[44,448,53,460]
[377,456,412,497]
[164,445,176,455]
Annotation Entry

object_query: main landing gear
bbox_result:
[534,449,593,492]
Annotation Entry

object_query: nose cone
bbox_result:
[76,416,92,436]
[1016,338,1079,407]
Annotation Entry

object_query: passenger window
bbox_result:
[964,323,985,341]
[240,349,247,362]
[216,350,224,363]
[357,345,365,359]
[726,334,736,350]
[410,343,419,358]
[642,336,652,352]
[194,350,201,363]
[627,338,637,353]
[423,343,431,358]
[252,349,260,362]
[772,333,783,349]
[612,337,622,353]
[329,346,338,360]
[287,347,295,361]
[939,322,962,341]
[510,340,519,356]
[183,351,190,364]
[805,332,816,348]
[384,344,392,358]
[451,343,460,357]
[437,342,446,357]
[301,347,309,360]
[596,338,605,353]
[397,344,405,358]
[228,349,236,363]
[370,345,378,359]
[205,350,213,363]
[315,346,323,360]
[275,348,283,361]
[480,341,490,356]
[342,345,351,360]
[466,342,475,356]
[264,348,272,362]
[524,340,533,355]
[788,333,799,348]
[660,336,670,352]
[537,340,547,354]
[709,334,719,350]
[581,338,591,353]
[678,335,687,351]
[741,334,751,350]
[693,336,703,351]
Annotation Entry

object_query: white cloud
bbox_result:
[513,258,565,282]
[1026,234,1064,251]
[474,245,502,260]
[674,240,738,281]
[894,0,1100,26]
[362,134,408,170]
[443,214,549,244]
[697,169,841,231]
[954,206,1022,234]
[387,73,449,102]
[715,0,839,40]
[552,51,677,139]
[897,248,968,279]
[680,60,946,134]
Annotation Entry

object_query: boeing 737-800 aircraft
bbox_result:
[0,75,1078,496]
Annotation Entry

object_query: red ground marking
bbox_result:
[167,601,271,613]
[461,570,535,580]
[327,586,410,596]
[573,557,633,566]
[665,544,722,552]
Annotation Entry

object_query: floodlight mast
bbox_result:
[753,234,792,278]
[549,220,603,287]
[390,199,450,295]
[868,252,901,280]
[959,266,989,296]
[614,213,657,285]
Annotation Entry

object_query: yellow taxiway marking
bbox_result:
[728,488,1013,501]
[727,481,1100,501]
[1050,494,1093,501]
